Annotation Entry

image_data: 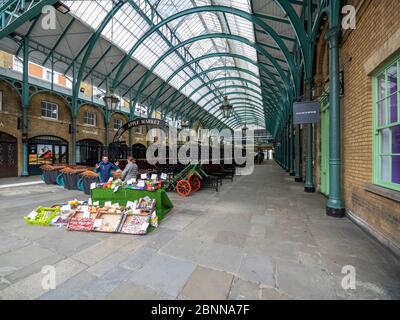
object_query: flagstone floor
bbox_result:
[0,161,399,300]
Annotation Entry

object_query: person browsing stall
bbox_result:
[122,156,138,182]
[95,156,120,183]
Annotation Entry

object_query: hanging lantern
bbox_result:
[219,96,233,119]
[181,120,189,129]
[103,88,120,112]
[242,123,248,135]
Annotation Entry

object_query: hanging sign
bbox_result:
[113,118,169,142]
[293,101,321,124]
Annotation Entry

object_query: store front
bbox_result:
[28,135,68,175]
[0,132,18,178]
[76,139,103,167]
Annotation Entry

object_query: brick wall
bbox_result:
[0,81,22,174]
[0,80,148,174]
[311,0,400,247]
[341,0,400,246]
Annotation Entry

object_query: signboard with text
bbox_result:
[293,101,320,124]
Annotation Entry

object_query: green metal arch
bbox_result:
[151,52,286,116]
[200,105,266,125]
[135,33,291,115]
[172,90,264,122]
[181,88,281,125]
[197,102,267,124]
[72,0,124,116]
[159,66,274,118]
[182,84,282,121]
[174,77,283,119]
[132,33,292,129]
[199,100,265,121]
[173,83,264,120]
[193,95,279,128]
[112,5,299,93]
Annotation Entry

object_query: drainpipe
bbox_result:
[289,117,295,176]
[326,16,345,217]
[304,79,315,193]
[21,37,29,177]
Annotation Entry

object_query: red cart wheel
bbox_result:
[176,180,191,197]
[189,175,201,192]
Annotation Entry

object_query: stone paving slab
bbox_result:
[129,253,196,298]
[180,266,233,300]
[0,162,399,300]
[227,277,260,300]
[237,253,275,287]
[0,258,87,300]
[105,281,173,300]
[39,271,98,300]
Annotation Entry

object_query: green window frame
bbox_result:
[372,54,400,192]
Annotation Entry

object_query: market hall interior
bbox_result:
[0,0,400,301]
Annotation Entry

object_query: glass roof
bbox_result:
[62,0,262,125]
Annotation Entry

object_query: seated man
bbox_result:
[95,156,120,183]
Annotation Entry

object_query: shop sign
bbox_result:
[82,129,98,135]
[293,101,320,124]
[114,118,169,142]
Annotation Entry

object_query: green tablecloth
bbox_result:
[91,188,173,222]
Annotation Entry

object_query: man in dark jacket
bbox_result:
[95,156,120,183]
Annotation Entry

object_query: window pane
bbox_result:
[378,100,386,127]
[393,125,400,154]
[392,156,400,184]
[389,93,398,123]
[381,128,391,154]
[378,74,386,100]
[388,63,397,95]
[381,156,390,182]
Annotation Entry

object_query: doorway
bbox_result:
[0,132,18,178]
[76,139,103,166]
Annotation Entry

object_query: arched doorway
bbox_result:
[28,135,68,175]
[132,143,146,159]
[108,142,128,162]
[76,139,103,167]
[0,132,18,178]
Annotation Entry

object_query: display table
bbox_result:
[91,188,173,222]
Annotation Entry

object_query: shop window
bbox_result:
[373,56,400,191]
[28,135,68,175]
[84,111,96,126]
[41,101,58,119]
[114,118,123,130]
